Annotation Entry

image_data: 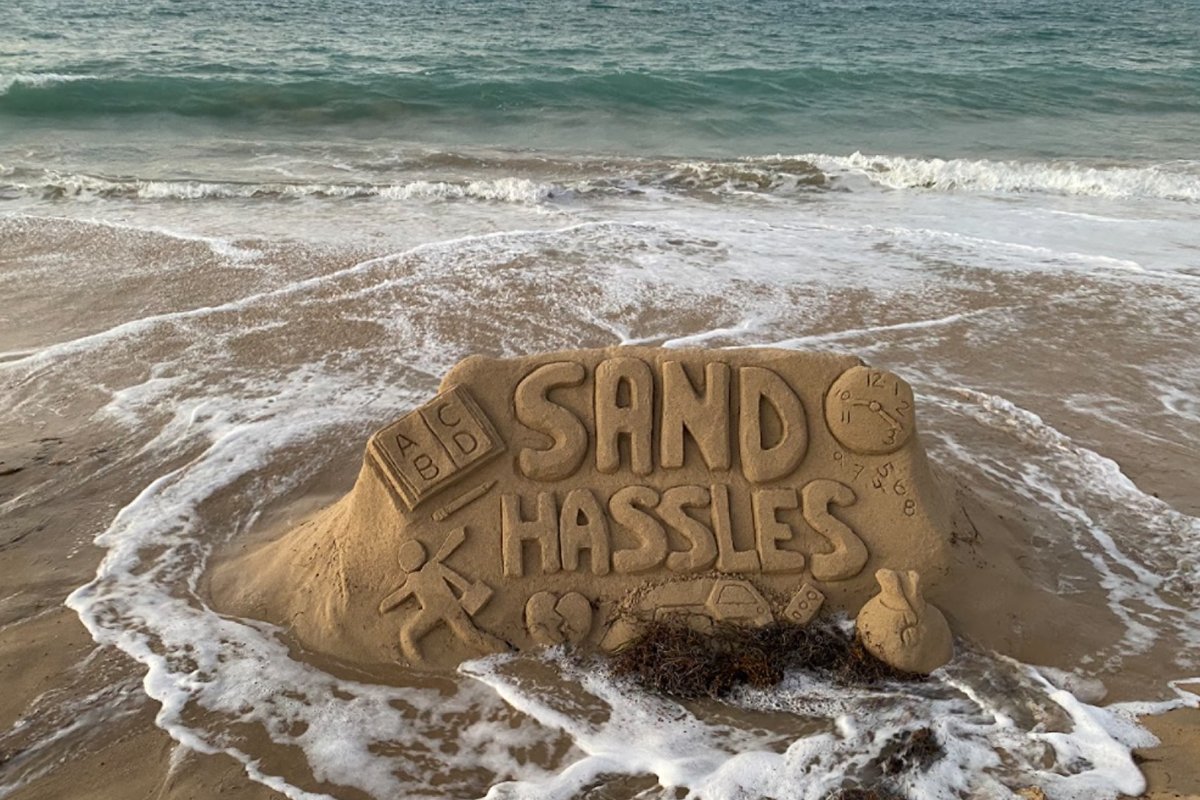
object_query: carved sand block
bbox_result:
[215,347,957,671]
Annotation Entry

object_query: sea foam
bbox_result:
[0,72,96,94]
[797,152,1200,201]
[467,648,1161,800]
[7,154,1200,212]
[3,172,562,205]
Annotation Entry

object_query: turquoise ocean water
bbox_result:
[3,3,1200,800]
[4,0,1200,158]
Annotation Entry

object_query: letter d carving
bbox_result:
[739,367,807,483]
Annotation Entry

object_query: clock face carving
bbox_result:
[824,366,915,455]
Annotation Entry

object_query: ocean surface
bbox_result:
[2,1,1199,799]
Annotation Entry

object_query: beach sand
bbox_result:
[3,162,1199,798]
[2,470,1197,799]
[5,0,1200,792]
[2,321,1197,797]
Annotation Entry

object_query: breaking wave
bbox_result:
[0,72,97,94]
[797,152,1200,201]
[2,173,564,204]
[5,154,1198,206]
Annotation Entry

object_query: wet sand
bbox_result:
[2,189,1198,799]
[1,459,1196,799]
[0,447,279,800]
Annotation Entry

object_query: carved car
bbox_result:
[647,577,773,632]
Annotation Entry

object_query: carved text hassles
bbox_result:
[505,357,868,581]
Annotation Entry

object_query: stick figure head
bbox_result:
[398,540,427,572]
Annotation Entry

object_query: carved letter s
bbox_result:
[514,362,588,482]
[803,480,868,582]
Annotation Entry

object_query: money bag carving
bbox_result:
[855,568,953,674]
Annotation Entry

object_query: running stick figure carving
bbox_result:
[378,527,507,665]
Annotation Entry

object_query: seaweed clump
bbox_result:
[817,729,945,800]
[873,726,945,775]
[824,791,906,800]
[608,620,920,700]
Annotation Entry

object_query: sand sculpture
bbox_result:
[215,347,958,674]
[856,569,954,675]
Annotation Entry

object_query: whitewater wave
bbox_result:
[794,152,1200,201]
[0,72,96,94]
[640,153,1199,202]
[4,153,1198,206]
[1,164,826,204]
[657,158,829,194]
[3,172,564,204]
[594,153,1200,202]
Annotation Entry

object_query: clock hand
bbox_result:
[874,407,900,429]
[851,400,901,430]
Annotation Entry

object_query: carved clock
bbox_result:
[823,366,915,455]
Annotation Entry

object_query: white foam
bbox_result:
[7,218,719,796]
[45,376,1186,800]
[1026,672,1153,799]
[0,72,96,94]
[6,192,1192,799]
[791,152,1200,201]
[922,386,1200,662]
[0,225,572,376]
[465,650,1159,800]
[1111,679,1200,718]
[4,172,562,205]
[84,213,264,262]
[1032,666,1108,704]
[60,365,564,800]
[379,177,557,204]
[661,316,767,348]
[768,308,1006,350]
[660,159,827,197]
